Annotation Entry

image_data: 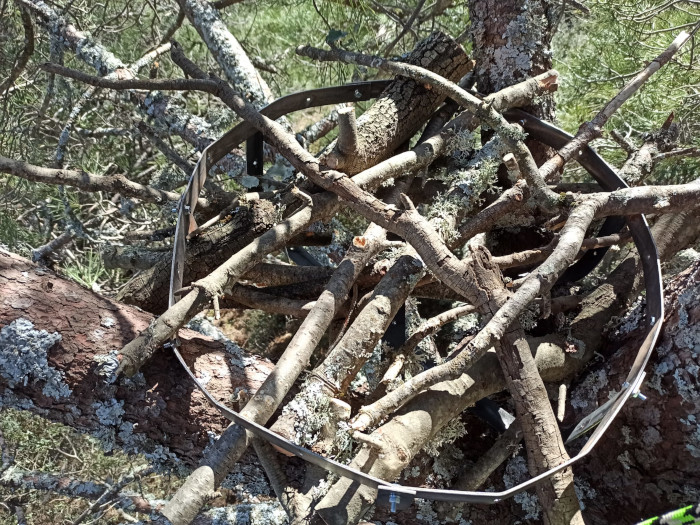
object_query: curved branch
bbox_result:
[0,2,35,94]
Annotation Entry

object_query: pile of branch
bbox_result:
[2,2,700,523]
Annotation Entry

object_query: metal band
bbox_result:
[167,82,664,507]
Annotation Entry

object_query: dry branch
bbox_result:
[161,218,387,524]
[318,31,473,174]
[0,156,205,207]
[537,30,695,181]
[0,2,34,94]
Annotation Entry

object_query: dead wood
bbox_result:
[320,31,473,174]
[117,199,278,314]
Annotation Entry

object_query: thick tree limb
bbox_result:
[117,199,278,314]
[0,250,274,463]
[318,32,473,174]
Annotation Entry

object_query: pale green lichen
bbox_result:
[681,415,700,459]
[404,297,434,363]
[518,303,540,331]
[93,350,120,385]
[205,501,288,525]
[186,315,253,369]
[617,449,634,470]
[281,380,331,447]
[503,455,541,520]
[0,318,71,400]
[416,498,440,524]
[574,478,597,511]
[422,418,467,458]
[570,368,608,410]
[445,310,481,353]
[350,339,387,394]
[431,443,464,481]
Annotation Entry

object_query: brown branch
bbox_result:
[397,303,476,357]
[269,179,420,453]
[653,146,700,161]
[44,54,557,199]
[0,155,208,207]
[241,263,335,288]
[452,179,530,247]
[550,182,604,193]
[610,129,637,154]
[458,422,522,491]
[39,62,219,93]
[382,0,427,55]
[317,32,473,175]
[297,104,344,145]
[538,30,693,181]
[122,226,176,242]
[178,0,274,106]
[296,44,560,204]
[493,301,583,523]
[136,121,194,176]
[350,199,599,432]
[593,179,700,218]
[71,466,156,525]
[210,0,247,11]
[161,218,386,524]
[102,245,169,271]
[167,43,493,310]
[435,421,523,521]
[224,284,341,318]
[159,7,185,45]
[492,230,632,270]
[116,193,338,377]
[0,2,35,94]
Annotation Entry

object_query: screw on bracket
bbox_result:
[377,485,415,512]
[624,371,648,402]
[389,492,399,513]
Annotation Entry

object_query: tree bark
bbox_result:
[117,199,277,314]
[571,259,700,523]
[320,31,473,174]
[0,249,273,464]
[469,0,557,122]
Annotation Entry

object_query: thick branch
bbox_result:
[161,221,386,524]
[177,0,274,106]
[116,194,338,377]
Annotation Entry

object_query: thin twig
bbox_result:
[0,1,34,94]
